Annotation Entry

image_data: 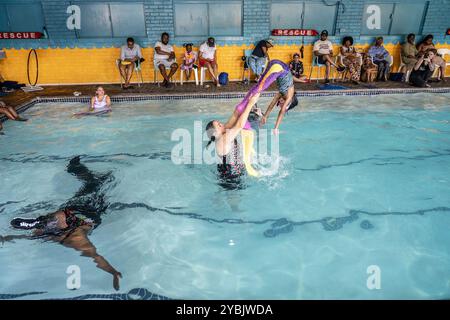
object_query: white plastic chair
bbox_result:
[398,54,411,82]
[435,48,449,79]
[199,66,210,86]
[180,51,199,85]
[369,54,393,79]
[116,59,144,88]
[153,60,176,86]
[180,66,199,85]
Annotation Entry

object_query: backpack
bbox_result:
[218,72,229,85]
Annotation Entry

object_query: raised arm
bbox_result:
[274,88,294,131]
[225,93,260,143]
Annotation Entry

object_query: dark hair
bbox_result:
[161,32,169,40]
[127,37,134,43]
[407,33,415,41]
[342,36,354,46]
[293,53,300,58]
[420,34,433,45]
[426,48,438,55]
[207,37,215,46]
[183,43,193,48]
[205,120,216,148]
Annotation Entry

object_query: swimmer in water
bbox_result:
[0,156,122,290]
[205,93,260,188]
[90,86,111,111]
[0,101,28,134]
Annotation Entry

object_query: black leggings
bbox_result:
[409,69,433,87]
[60,156,113,226]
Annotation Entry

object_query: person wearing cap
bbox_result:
[249,39,274,81]
[313,30,345,83]
[289,53,308,83]
[154,32,179,88]
[119,37,143,89]
[199,37,220,87]
[368,36,390,81]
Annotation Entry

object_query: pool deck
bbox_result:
[2,78,450,108]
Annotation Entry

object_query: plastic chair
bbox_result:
[309,55,333,83]
[369,54,393,79]
[242,49,253,83]
[116,59,144,88]
[435,48,450,79]
[153,60,176,86]
[180,51,199,85]
[398,54,411,82]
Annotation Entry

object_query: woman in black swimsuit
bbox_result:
[1,156,122,291]
[205,94,260,189]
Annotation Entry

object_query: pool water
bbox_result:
[1,93,450,299]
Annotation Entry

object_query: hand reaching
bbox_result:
[113,272,122,291]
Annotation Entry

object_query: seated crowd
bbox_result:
[1,32,448,134]
[117,31,446,90]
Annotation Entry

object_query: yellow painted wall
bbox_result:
[1,43,449,85]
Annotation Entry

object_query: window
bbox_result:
[361,2,428,36]
[209,3,242,36]
[74,2,146,38]
[77,3,112,38]
[174,1,243,37]
[390,3,427,35]
[270,1,338,35]
[174,3,208,36]
[270,2,303,29]
[0,3,45,32]
[110,4,147,37]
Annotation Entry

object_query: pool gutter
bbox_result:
[2,86,450,122]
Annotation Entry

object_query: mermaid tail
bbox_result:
[235,60,289,129]
[240,130,260,177]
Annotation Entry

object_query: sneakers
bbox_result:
[324,79,330,84]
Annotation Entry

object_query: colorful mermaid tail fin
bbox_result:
[241,130,260,177]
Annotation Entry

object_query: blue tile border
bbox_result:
[2,87,450,122]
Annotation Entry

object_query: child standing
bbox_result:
[181,43,197,81]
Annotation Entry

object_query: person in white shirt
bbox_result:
[154,32,178,88]
[119,37,143,89]
[313,30,345,83]
[199,37,220,87]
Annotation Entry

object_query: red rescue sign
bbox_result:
[0,32,43,39]
[271,29,319,36]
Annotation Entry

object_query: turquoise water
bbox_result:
[0,93,449,299]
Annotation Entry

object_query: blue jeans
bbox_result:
[248,56,266,77]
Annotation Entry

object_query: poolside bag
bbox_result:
[219,72,229,85]
[389,73,404,82]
